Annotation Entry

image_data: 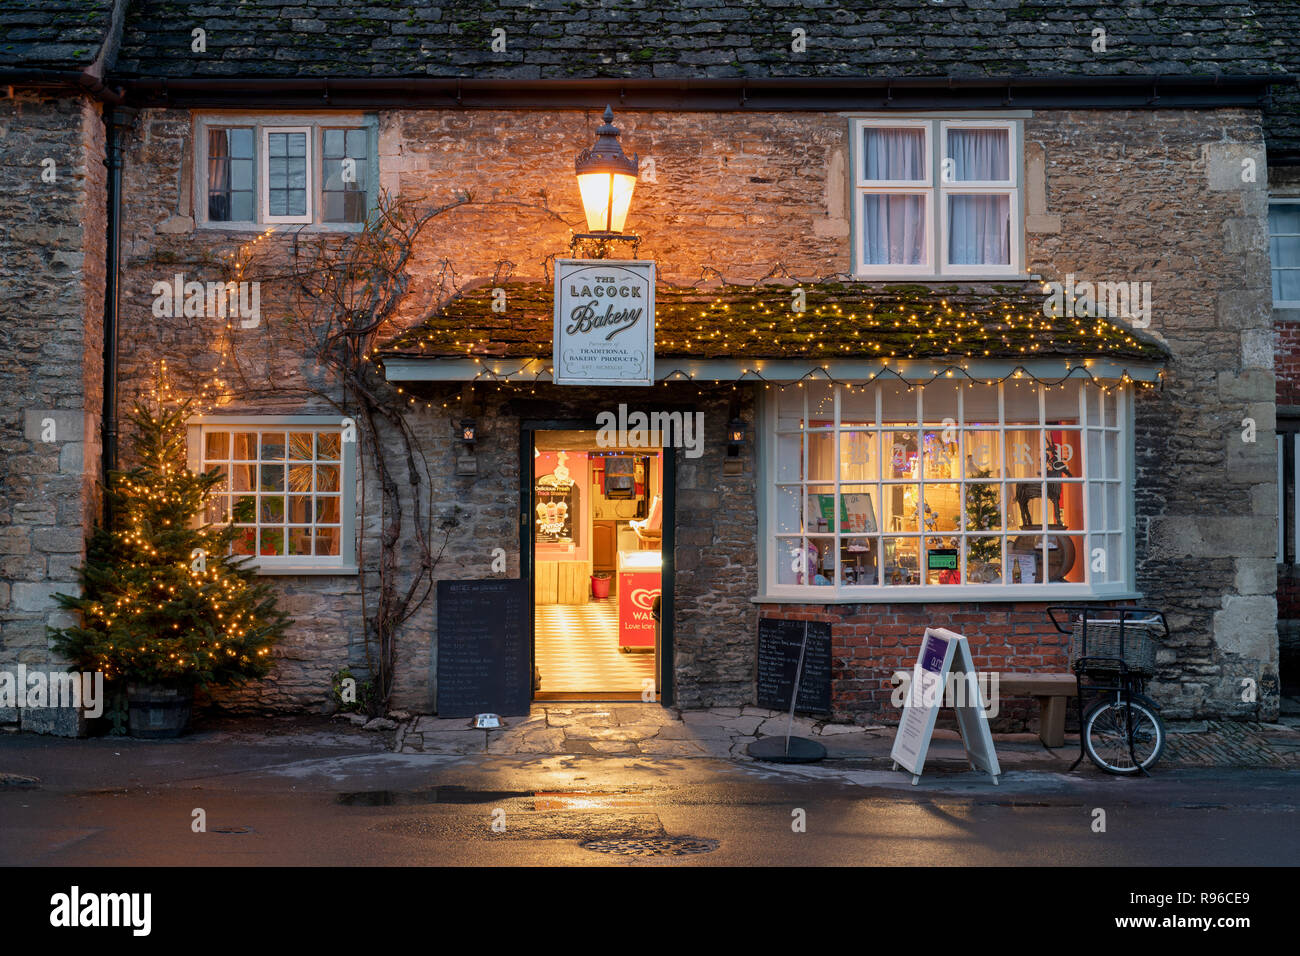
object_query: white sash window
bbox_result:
[852,118,1023,279]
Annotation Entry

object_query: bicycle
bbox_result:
[1047,606,1169,776]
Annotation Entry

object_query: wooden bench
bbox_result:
[998,673,1078,748]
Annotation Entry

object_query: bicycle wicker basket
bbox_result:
[1069,618,1160,674]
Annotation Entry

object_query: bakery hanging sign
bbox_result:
[553,259,655,386]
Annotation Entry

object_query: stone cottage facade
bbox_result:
[2,1,1298,732]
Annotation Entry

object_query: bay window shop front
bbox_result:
[382,281,1167,715]
[762,378,1131,600]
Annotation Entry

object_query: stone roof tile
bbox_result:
[0,0,117,69]
[381,280,1171,369]
[5,2,1297,153]
[106,1,1300,151]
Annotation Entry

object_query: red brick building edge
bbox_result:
[759,601,1135,732]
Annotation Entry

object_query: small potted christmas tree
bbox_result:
[965,469,1002,583]
[49,400,290,737]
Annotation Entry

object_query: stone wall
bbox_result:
[1026,110,1277,720]
[0,92,107,731]
[100,104,1275,719]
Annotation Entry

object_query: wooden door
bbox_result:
[592,521,616,570]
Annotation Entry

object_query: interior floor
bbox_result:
[534,598,655,694]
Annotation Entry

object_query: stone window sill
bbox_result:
[750,589,1143,605]
[255,565,360,577]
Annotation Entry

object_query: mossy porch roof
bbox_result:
[380,280,1170,366]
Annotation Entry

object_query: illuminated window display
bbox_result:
[768,379,1126,595]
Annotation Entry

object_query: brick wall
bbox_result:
[758,601,1147,731]
[1276,323,1300,408]
[1270,163,1300,684]
[0,93,107,730]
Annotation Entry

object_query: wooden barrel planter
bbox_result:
[126,684,193,738]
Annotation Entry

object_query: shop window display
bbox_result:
[769,379,1127,595]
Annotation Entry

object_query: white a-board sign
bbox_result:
[890,627,1000,786]
[553,259,655,386]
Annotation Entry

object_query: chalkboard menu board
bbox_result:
[756,618,832,714]
[436,579,530,718]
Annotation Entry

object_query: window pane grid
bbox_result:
[853,119,1019,276]
[1269,200,1300,303]
[201,427,343,560]
[770,381,1121,592]
[321,126,369,223]
[207,127,254,222]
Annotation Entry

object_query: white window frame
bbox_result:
[1280,432,1287,564]
[186,415,358,575]
[194,112,376,232]
[852,118,935,278]
[1269,198,1300,308]
[756,379,1135,602]
[850,116,1025,280]
[260,126,314,225]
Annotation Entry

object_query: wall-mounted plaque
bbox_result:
[553,259,655,386]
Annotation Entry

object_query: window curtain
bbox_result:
[948,129,1009,181]
[863,194,926,265]
[947,129,1010,266]
[863,127,925,181]
[949,194,1010,265]
[861,129,927,265]
[207,130,230,221]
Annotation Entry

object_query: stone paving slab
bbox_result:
[393,705,1300,769]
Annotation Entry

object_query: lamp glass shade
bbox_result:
[577,170,637,234]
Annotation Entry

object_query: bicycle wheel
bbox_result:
[1082,693,1165,775]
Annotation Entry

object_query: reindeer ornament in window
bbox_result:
[1012,438,1078,582]
[1015,438,1072,528]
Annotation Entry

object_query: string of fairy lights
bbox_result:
[82,417,269,680]
[388,285,1157,359]
[144,228,281,416]
[392,362,1154,400]
[378,276,1163,409]
[156,234,1164,415]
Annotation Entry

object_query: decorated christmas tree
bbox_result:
[50,400,290,688]
[965,469,1002,566]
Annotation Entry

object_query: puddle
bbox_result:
[533,790,649,810]
[337,786,531,806]
[373,810,665,841]
[339,786,653,808]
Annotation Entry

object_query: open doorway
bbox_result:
[531,429,662,699]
